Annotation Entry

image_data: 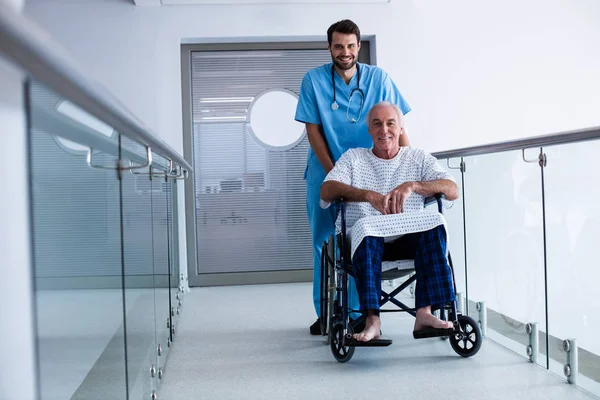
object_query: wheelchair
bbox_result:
[319,195,483,363]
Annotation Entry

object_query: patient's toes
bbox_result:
[415,311,454,330]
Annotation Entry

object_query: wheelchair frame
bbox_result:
[320,195,483,363]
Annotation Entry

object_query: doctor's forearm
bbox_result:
[306,123,334,173]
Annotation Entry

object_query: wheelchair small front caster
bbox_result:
[330,321,355,363]
[449,315,482,357]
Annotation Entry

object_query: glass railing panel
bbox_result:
[151,160,172,377]
[463,149,546,366]
[439,157,468,312]
[28,83,127,399]
[120,158,158,398]
[167,180,181,341]
[544,141,600,394]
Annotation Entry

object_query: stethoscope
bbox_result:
[330,63,365,123]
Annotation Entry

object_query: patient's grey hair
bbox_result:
[366,101,405,129]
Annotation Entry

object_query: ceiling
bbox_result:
[133,0,391,5]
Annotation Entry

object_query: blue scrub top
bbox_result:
[295,62,411,186]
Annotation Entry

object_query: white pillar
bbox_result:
[0,1,38,400]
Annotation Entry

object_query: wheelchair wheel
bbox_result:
[330,321,355,363]
[450,315,482,357]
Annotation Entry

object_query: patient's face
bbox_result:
[368,105,403,156]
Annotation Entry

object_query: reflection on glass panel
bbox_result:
[30,123,127,399]
[463,150,546,365]
[121,162,157,398]
[544,141,600,394]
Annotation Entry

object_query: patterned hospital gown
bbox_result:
[320,147,455,260]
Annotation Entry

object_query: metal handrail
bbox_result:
[29,101,171,171]
[0,2,192,174]
[433,125,600,159]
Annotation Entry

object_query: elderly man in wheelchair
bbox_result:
[319,101,482,362]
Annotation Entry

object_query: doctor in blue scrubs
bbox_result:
[295,19,412,335]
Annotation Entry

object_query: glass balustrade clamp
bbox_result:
[167,165,189,180]
[131,158,173,176]
[522,148,547,167]
[87,145,152,172]
[446,158,466,173]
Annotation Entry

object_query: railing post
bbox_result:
[476,301,487,337]
[526,322,539,363]
[563,339,578,385]
[457,292,465,315]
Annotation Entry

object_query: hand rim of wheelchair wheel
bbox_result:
[449,315,482,357]
[319,242,328,336]
[330,321,355,363]
[326,254,336,344]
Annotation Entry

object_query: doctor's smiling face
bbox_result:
[328,32,360,71]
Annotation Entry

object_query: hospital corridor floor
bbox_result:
[158,282,596,400]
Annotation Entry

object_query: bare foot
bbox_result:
[414,307,454,331]
[352,314,381,342]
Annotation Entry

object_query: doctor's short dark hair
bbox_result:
[327,19,361,45]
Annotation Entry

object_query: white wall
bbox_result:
[0,0,38,398]
[24,0,600,153]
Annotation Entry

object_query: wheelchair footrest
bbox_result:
[413,327,454,339]
[344,338,393,347]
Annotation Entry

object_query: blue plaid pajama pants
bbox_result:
[351,225,456,312]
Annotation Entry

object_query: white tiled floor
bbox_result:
[158,283,598,400]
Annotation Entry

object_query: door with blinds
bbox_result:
[181,42,371,286]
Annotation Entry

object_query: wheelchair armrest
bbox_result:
[332,198,351,272]
[424,193,446,214]
[332,198,348,237]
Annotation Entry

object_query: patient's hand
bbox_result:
[366,191,391,215]
[387,182,415,214]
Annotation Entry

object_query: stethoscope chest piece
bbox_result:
[331,102,339,111]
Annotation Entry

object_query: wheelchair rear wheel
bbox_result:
[450,315,482,357]
[330,321,355,363]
